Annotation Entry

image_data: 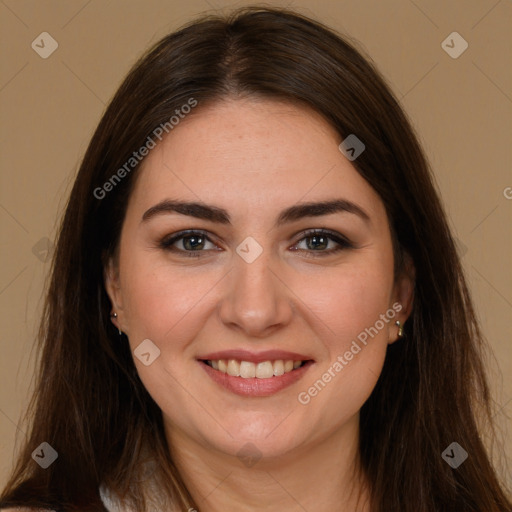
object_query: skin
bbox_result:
[105,98,414,511]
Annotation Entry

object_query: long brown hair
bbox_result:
[1,6,510,511]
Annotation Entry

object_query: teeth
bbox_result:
[227,359,240,377]
[240,361,256,378]
[206,359,305,379]
[273,360,284,376]
[256,361,274,378]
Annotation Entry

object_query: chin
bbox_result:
[203,414,307,458]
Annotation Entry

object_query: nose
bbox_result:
[218,249,294,338]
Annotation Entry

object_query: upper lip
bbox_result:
[197,349,314,364]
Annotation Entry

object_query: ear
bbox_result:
[389,252,415,344]
[104,256,127,333]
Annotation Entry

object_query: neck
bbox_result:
[166,414,370,512]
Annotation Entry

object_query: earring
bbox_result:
[110,312,123,336]
[395,320,404,338]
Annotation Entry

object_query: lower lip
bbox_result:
[199,361,314,397]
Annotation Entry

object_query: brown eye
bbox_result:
[290,229,353,256]
[179,234,206,251]
[159,230,218,256]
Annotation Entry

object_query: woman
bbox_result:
[1,6,510,512]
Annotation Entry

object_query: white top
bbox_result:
[100,485,129,512]
[99,484,174,512]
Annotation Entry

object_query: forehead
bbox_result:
[127,98,383,220]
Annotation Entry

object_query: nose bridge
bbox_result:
[218,246,292,336]
[235,251,273,300]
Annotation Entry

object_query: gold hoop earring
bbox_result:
[395,320,404,338]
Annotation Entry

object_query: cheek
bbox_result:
[118,255,215,403]
[294,255,395,349]
[119,253,210,343]
[292,254,395,416]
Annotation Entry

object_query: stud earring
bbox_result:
[110,312,123,336]
[395,320,404,338]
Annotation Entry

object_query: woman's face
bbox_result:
[106,98,412,461]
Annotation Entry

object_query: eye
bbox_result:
[158,228,353,258]
[159,230,219,257]
[290,229,353,256]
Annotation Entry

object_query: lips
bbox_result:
[197,350,314,397]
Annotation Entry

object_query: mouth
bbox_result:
[201,358,308,378]
[197,352,314,397]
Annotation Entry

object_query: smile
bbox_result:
[197,350,314,397]
[203,359,305,379]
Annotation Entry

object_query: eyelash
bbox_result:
[158,229,354,258]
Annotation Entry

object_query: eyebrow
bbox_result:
[141,198,370,226]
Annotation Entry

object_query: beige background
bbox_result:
[1,0,511,489]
